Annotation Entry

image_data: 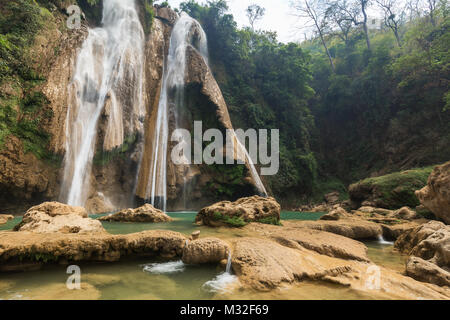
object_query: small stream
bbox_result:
[0,212,407,300]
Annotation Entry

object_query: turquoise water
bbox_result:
[0,211,325,234]
[0,210,406,300]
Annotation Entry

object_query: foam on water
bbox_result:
[142,260,185,274]
[202,272,239,294]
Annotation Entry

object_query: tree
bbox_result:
[334,0,372,52]
[327,1,354,45]
[292,0,335,71]
[246,4,265,30]
[426,0,438,26]
[376,0,404,47]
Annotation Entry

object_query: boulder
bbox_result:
[182,238,230,265]
[85,194,115,214]
[14,202,104,234]
[415,162,450,224]
[196,196,280,227]
[395,221,450,286]
[357,206,393,216]
[324,192,340,204]
[406,257,450,287]
[388,207,417,220]
[98,204,173,223]
[0,215,14,225]
[320,207,351,221]
[349,167,433,209]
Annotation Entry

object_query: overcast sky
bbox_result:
[165,0,304,43]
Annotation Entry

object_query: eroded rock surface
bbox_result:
[0,215,14,225]
[182,238,230,265]
[196,196,280,227]
[0,230,186,272]
[14,202,104,234]
[98,204,173,223]
[395,221,450,287]
[416,162,450,224]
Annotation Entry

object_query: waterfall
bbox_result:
[225,252,232,274]
[146,13,267,210]
[145,13,208,211]
[61,0,145,207]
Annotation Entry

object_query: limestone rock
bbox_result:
[288,219,382,240]
[0,230,187,271]
[182,238,230,265]
[230,237,450,299]
[388,207,417,220]
[320,207,351,221]
[406,257,450,287]
[0,215,14,225]
[196,196,280,227]
[244,223,370,262]
[85,195,115,214]
[415,162,450,224]
[98,204,173,223]
[324,192,340,204]
[14,202,104,234]
[395,221,450,286]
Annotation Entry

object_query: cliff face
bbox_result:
[0,4,87,213]
[0,4,261,213]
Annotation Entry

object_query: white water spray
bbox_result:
[145,13,208,211]
[61,0,145,207]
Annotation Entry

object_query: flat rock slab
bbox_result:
[231,237,450,300]
[0,230,187,272]
[244,223,370,262]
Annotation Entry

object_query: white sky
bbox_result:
[165,0,302,43]
[164,0,395,43]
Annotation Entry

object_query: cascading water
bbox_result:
[61,0,145,207]
[145,13,209,211]
[146,13,267,211]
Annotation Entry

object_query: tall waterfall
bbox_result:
[145,13,209,211]
[145,13,267,211]
[60,0,145,207]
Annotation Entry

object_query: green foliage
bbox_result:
[181,0,316,197]
[212,211,247,228]
[205,164,247,198]
[94,134,139,166]
[352,166,434,208]
[257,216,282,226]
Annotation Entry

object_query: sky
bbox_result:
[165,0,302,43]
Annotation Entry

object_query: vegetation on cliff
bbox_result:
[179,0,449,204]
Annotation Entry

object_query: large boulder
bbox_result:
[182,238,230,265]
[14,202,104,234]
[98,204,173,223]
[196,196,281,227]
[395,221,450,286]
[415,162,450,224]
[349,167,433,209]
[406,257,450,287]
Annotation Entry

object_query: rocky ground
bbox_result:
[0,162,449,300]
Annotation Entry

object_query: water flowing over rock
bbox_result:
[13,202,105,234]
[60,0,145,208]
[135,12,267,211]
[196,196,280,227]
[416,162,450,224]
[98,204,173,223]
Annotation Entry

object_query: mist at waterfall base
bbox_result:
[61,0,145,207]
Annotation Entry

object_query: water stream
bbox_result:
[60,0,145,207]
